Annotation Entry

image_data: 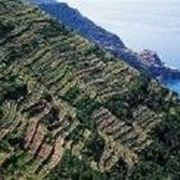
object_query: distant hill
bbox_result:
[0,0,180,179]
[29,0,180,82]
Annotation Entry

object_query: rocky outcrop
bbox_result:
[139,49,163,67]
[139,49,180,81]
[28,0,180,82]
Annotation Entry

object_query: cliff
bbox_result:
[0,0,180,179]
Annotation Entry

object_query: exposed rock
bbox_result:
[139,49,180,81]
[139,49,163,67]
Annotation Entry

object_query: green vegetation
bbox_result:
[0,0,180,179]
[47,150,105,180]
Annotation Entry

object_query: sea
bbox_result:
[57,0,180,93]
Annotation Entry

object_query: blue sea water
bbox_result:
[58,0,180,93]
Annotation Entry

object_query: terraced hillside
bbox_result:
[0,0,180,179]
[29,0,180,82]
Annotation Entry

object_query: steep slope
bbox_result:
[29,0,126,50]
[28,0,180,82]
[0,0,180,179]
